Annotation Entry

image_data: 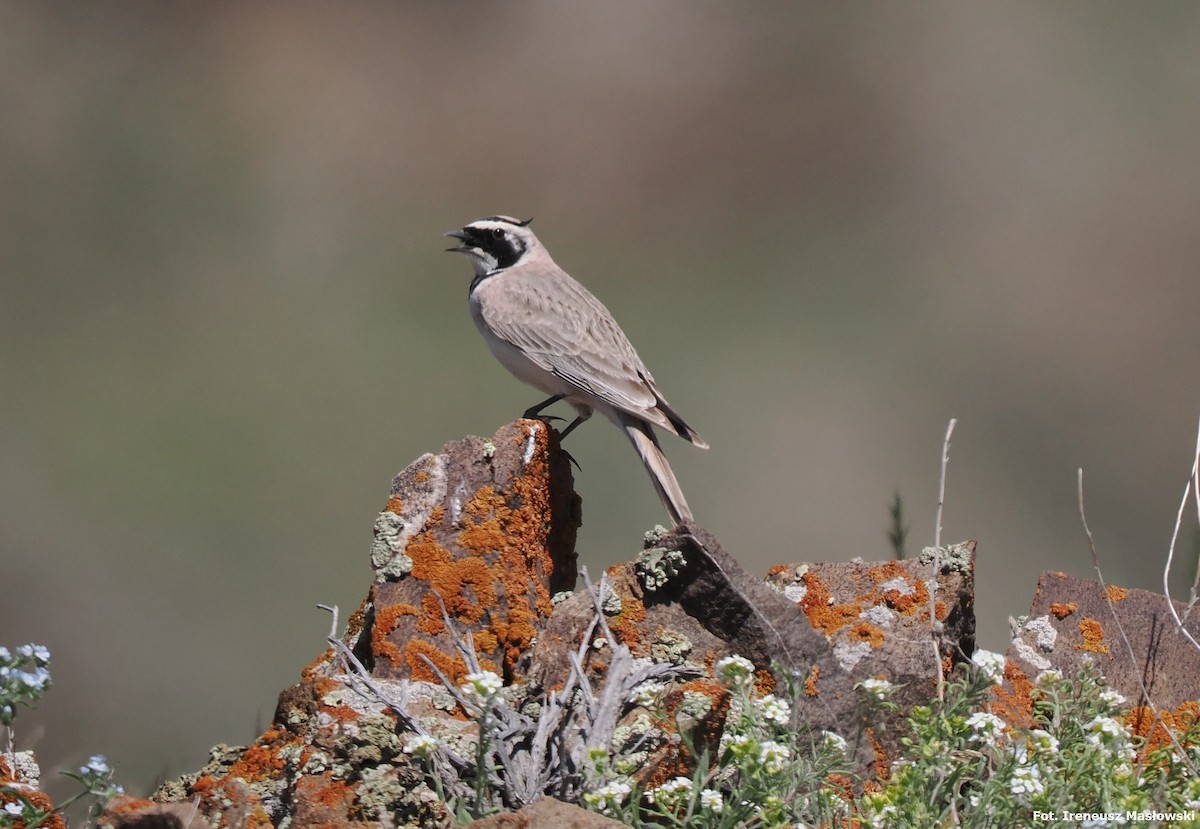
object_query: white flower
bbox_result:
[699,788,724,813]
[820,730,849,756]
[81,755,111,776]
[1085,715,1131,757]
[864,798,898,829]
[403,735,439,758]
[17,667,51,691]
[1034,668,1063,686]
[4,802,24,816]
[1027,729,1059,756]
[584,780,632,814]
[15,644,50,666]
[630,681,666,707]
[758,694,790,726]
[715,655,755,686]
[461,670,503,700]
[858,677,893,700]
[965,711,1006,742]
[971,649,1006,685]
[758,740,791,774]
[1010,764,1044,797]
[719,732,755,760]
[648,776,693,808]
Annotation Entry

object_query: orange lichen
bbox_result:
[409,530,497,631]
[767,564,790,577]
[1128,701,1200,761]
[385,495,404,513]
[319,703,360,723]
[798,572,863,635]
[849,621,886,648]
[190,775,220,795]
[1050,602,1077,619]
[879,579,931,616]
[803,665,820,697]
[312,777,353,808]
[824,773,856,805]
[1106,584,1128,602]
[416,556,495,632]
[858,561,939,622]
[753,668,777,697]
[371,602,420,668]
[300,647,336,682]
[404,637,497,689]
[989,662,1036,729]
[100,796,158,819]
[866,727,890,782]
[867,561,908,582]
[224,726,294,782]
[1075,617,1110,654]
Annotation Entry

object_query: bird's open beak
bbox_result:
[444,228,470,253]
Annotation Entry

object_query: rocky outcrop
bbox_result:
[103,420,978,828]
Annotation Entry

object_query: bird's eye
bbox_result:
[491,228,504,239]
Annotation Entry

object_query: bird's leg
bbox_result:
[524,394,564,422]
[558,415,587,440]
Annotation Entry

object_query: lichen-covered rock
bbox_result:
[365,420,580,685]
[996,571,1200,728]
[128,420,978,826]
[132,420,580,829]
[1,752,65,829]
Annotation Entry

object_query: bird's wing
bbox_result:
[478,267,661,416]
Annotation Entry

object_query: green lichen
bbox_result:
[601,586,623,615]
[649,629,693,665]
[354,711,404,758]
[370,511,414,582]
[636,546,686,592]
[677,689,714,721]
[643,524,670,546]
[919,542,973,573]
[430,687,458,712]
[611,711,663,774]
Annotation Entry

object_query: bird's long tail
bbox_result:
[617,411,694,525]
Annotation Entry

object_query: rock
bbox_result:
[128,420,977,826]
[364,419,580,685]
[461,797,626,828]
[1,752,65,829]
[102,798,212,829]
[997,571,1200,726]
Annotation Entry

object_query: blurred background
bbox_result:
[3,1,1200,799]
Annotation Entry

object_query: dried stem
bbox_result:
[930,417,957,699]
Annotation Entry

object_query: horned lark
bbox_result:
[445,215,707,525]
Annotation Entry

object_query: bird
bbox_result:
[444,215,707,525]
